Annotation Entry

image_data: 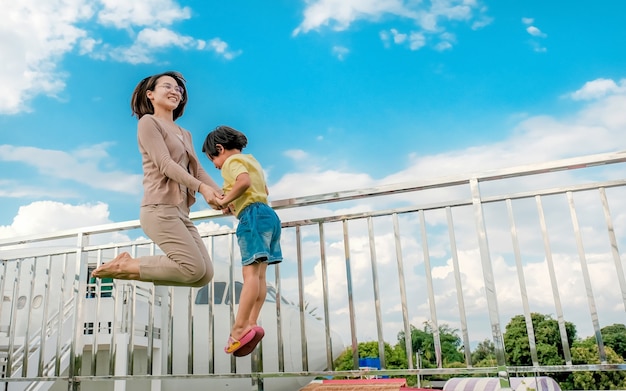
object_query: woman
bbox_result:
[92,71,222,287]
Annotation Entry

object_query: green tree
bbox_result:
[397,322,465,368]
[397,325,432,365]
[503,313,576,366]
[438,324,465,365]
[600,324,626,361]
[333,341,407,372]
[471,339,496,367]
[559,342,626,390]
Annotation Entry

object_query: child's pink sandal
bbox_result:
[224,328,257,354]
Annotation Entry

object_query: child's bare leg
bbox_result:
[91,252,141,280]
[231,263,260,339]
[247,262,268,328]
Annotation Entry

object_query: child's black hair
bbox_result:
[202,125,248,157]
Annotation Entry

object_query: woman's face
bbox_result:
[148,75,185,111]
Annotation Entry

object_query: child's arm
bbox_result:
[218,173,250,209]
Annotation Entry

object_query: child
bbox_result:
[202,125,283,356]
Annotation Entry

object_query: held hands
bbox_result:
[199,183,233,215]
[212,198,234,215]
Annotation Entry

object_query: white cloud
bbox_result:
[295,0,490,51]
[204,38,242,60]
[136,27,195,49]
[531,42,547,53]
[270,77,626,204]
[435,41,453,51]
[284,149,310,161]
[0,143,142,194]
[380,29,426,51]
[522,17,547,52]
[0,1,93,114]
[409,32,427,50]
[109,27,194,64]
[0,201,112,239]
[78,37,101,55]
[332,45,350,60]
[391,28,407,44]
[434,32,455,51]
[110,29,242,64]
[97,0,191,29]
[526,25,546,38]
[293,0,413,35]
[0,1,239,114]
[569,78,626,101]
[0,182,78,200]
[271,170,375,200]
[471,12,493,30]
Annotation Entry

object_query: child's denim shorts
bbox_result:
[236,202,283,266]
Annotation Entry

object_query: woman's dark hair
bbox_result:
[202,126,248,157]
[130,71,188,120]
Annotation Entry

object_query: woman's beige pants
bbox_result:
[138,203,214,287]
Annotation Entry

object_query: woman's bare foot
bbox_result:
[91,252,141,280]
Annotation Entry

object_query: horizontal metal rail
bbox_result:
[0,150,625,390]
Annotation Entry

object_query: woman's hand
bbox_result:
[199,183,224,210]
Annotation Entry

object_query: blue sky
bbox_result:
[1,0,626,237]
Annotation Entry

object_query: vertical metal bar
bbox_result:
[55,254,68,377]
[108,279,120,376]
[445,207,471,366]
[567,191,606,363]
[158,239,173,375]
[188,286,194,374]
[535,195,572,364]
[341,220,358,370]
[207,236,215,374]
[598,187,626,312]
[38,255,53,376]
[127,284,137,375]
[367,217,386,368]
[506,199,538,366]
[392,213,413,369]
[108,249,120,376]
[253,255,271,388]
[318,223,334,369]
[6,261,21,376]
[127,246,138,376]
[228,232,237,371]
[252,235,267,389]
[251,348,264,391]
[22,258,35,377]
[147,285,155,375]
[418,210,441,368]
[274,263,284,372]
[295,226,309,371]
[469,178,509,388]
[166,287,173,374]
[69,232,89,388]
[0,259,6,324]
[91,249,102,375]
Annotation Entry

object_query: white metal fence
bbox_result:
[1,151,626,390]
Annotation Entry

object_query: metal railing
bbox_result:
[0,151,626,390]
